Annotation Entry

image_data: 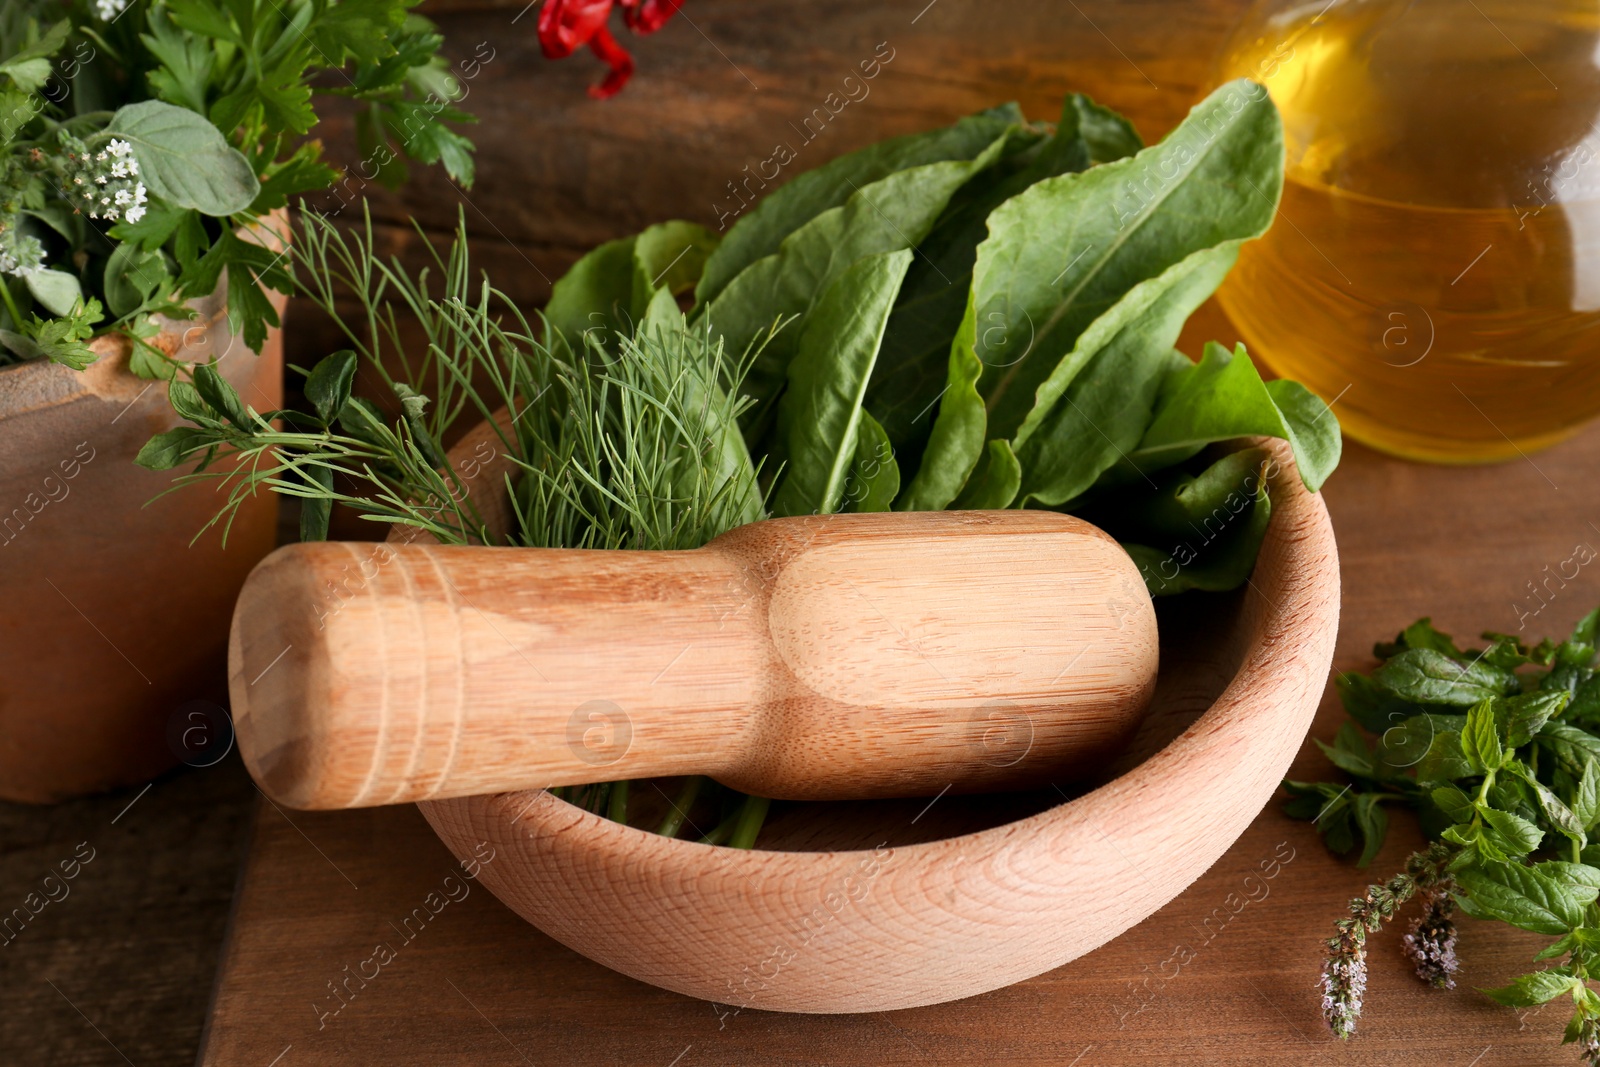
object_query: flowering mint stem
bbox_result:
[1322,842,1456,1039]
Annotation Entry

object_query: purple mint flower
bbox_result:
[1401,889,1459,990]
[1321,946,1367,1040]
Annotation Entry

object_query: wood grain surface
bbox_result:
[230,513,1156,808]
[10,0,1595,1063]
[404,431,1334,1013]
[195,419,1600,1066]
[200,0,1600,1060]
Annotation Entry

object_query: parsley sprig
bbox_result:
[0,0,474,374]
[1291,611,1600,1059]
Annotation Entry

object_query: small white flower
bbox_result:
[114,189,132,205]
[108,139,132,157]
[95,175,108,185]
[94,0,130,21]
[125,204,146,224]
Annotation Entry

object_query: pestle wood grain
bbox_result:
[229,512,1157,809]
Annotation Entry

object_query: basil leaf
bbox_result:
[107,100,260,216]
[1454,860,1584,935]
[695,105,1027,307]
[1372,648,1520,706]
[769,250,911,518]
[842,411,899,514]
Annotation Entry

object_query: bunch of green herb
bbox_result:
[145,81,1342,848]
[545,78,1340,585]
[139,206,775,840]
[1287,613,1600,1060]
[0,0,474,373]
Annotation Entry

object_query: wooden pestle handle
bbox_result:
[229,511,1158,809]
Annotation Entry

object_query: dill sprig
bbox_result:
[139,204,774,842]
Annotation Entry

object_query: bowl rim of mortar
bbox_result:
[414,422,1340,1014]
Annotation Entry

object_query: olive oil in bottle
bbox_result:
[1213,0,1600,462]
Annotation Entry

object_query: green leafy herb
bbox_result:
[1291,611,1600,1059]
[152,84,1346,850]
[0,0,474,374]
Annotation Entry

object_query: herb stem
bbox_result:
[1473,771,1495,812]
[606,779,629,825]
[698,814,735,847]
[655,775,705,838]
[0,280,23,331]
[728,794,771,850]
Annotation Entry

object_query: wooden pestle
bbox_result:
[229,511,1159,810]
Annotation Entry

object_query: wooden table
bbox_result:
[199,2,1600,1063]
[195,412,1600,1066]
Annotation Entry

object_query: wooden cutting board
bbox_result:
[195,297,1600,1064]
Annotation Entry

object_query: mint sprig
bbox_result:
[1290,610,1600,1058]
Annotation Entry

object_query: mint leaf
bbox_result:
[1373,649,1519,706]
[1352,793,1389,868]
[1480,807,1543,858]
[1463,700,1506,774]
[1481,968,1582,1007]
[1455,860,1585,935]
[1503,691,1570,748]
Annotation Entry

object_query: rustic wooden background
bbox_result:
[12,0,1590,1064]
